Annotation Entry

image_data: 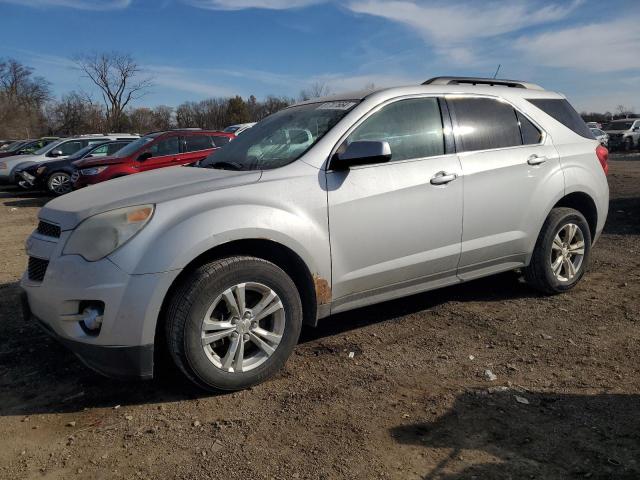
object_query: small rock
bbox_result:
[125,415,133,421]
[66,421,76,427]
[402,413,410,418]
[541,333,552,340]
[113,405,121,410]
[484,369,498,381]
[348,352,355,359]
[468,355,475,360]
[515,395,530,405]
[211,440,224,453]
[193,420,201,427]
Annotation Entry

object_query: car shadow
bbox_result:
[603,196,640,235]
[0,186,51,208]
[0,271,539,417]
[390,390,640,479]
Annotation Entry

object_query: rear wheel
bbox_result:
[165,256,303,391]
[524,208,591,294]
[47,172,72,196]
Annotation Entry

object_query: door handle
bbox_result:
[430,171,458,185]
[527,154,548,166]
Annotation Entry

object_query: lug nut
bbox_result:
[243,334,250,342]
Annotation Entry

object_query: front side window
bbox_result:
[54,141,83,156]
[107,142,128,155]
[345,97,445,162]
[184,135,213,152]
[200,101,359,170]
[90,144,110,157]
[150,136,180,157]
[450,97,522,151]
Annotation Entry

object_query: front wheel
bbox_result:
[524,207,592,294]
[47,172,73,196]
[165,256,303,391]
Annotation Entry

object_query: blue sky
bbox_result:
[1,0,639,112]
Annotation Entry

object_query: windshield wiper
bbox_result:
[208,161,245,171]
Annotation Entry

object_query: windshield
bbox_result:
[111,134,159,158]
[200,101,358,170]
[603,121,633,130]
[33,139,63,155]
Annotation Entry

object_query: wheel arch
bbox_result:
[154,238,320,370]
[552,191,598,242]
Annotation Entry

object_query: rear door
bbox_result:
[138,134,181,171]
[180,134,215,165]
[447,95,563,279]
[327,96,463,308]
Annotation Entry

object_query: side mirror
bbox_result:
[332,140,391,169]
[137,151,152,162]
[49,149,64,157]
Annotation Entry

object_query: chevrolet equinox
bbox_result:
[21,77,609,391]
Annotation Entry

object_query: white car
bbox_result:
[0,134,139,184]
[590,128,609,147]
[223,123,256,136]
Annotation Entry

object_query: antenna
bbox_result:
[493,64,501,79]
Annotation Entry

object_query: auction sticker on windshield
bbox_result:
[317,101,357,110]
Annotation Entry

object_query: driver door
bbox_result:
[138,135,180,171]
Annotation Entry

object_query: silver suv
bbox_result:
[602,118,640,151]
[21,77,609,391]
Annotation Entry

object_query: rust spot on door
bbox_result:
[313,275,332,304]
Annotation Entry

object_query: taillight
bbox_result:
[596,144,608,175]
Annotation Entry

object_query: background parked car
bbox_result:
[0,134,139,184]
[586,121,602,129]
[16,139,135,195]
[0,140,19,150]
[0,137,59,159]
[602,118,640,151]
[224,123,256,135]
[72,129,234,188]
[590,128,609,146]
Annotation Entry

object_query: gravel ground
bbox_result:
[0,154,639,479]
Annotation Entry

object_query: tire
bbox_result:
[47,172,73,196]
[165,256,303,392]
[524,207,591,294]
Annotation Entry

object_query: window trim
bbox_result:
[327,94,455,171]
[445,94,547,155]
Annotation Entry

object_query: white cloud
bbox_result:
[515,19,640,72]
[143,65,237,98]
[184,0,323,10]
[0,0,131,9]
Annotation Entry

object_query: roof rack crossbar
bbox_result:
[422,76,544,90]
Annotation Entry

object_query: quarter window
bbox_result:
[449,97,522,151]
[526,98,594,139]
[151,136,180,157]
[184,135,213,152]
[346,97,445,162]
[516,111,543,145]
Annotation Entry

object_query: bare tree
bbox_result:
[74,52,152,131]
[299,81,331,101]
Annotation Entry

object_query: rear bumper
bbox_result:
[22,291,154,379]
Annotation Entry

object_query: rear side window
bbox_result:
[449,97,522,151]
[211,136,230,147]
[527,98,594,139]
[516,111,543,145]
[151,136,180,156]
[346,97,445,162]
[184,135,213,152]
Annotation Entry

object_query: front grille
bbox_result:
[28,257,49,282]
[37,220,61,238]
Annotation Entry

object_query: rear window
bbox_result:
[527,98,594,139]
[449,97,522,151]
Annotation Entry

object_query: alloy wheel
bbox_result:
[49,173,72,195]
[550,223,585,282]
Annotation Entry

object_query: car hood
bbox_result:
[73,155,122,168]
[40,166,263,230]
[1,153,39,165]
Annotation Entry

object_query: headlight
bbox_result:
[63,205,154,261]
[36,166,46,175]
[80,166,108,176]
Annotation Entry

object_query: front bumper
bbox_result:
[21,227,181,380]
[22,292,154,379]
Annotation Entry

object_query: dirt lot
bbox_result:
[0,154,639,480]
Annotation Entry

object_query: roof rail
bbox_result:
[423,76,544,91]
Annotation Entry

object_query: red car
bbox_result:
[72,129,234,188]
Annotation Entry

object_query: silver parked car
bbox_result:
[590,128,609,147]
[602,118,640,151]
[21,77,609,391]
